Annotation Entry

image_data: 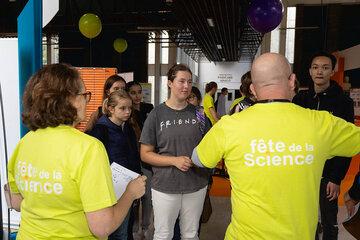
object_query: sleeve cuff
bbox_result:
[191,148,205,168]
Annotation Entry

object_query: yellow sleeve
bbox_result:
[229,97,245,112]
[196,120,226,168]
[77,141,117,212]
[7,142,20,194]
[204,94,214,110]
[327,114,360,158]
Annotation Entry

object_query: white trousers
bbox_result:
[151,186,207,240]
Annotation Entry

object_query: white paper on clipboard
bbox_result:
[110,162,139,199]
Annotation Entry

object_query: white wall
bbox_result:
[198,61,252,112]
[198,61,252,93]
[338,44,360,71]
[0,38,21,227]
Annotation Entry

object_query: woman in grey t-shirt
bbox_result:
[140,64,209,240]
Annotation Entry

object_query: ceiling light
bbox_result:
[217,44,222,49]
[207,18,215,27]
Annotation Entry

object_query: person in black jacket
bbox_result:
[229,71,256,115]
[293,51,354,240]
[344,172,360,217]
[125,81,154,240]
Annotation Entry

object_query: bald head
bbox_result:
[250,53,295,100]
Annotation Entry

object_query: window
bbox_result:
[51,35,59,64]
[161,31,169,64]
[285,7,296,64]
[42,36,47,65]
[160,76,168,103]
[148,76,155,105]
[42,35,59,65]
[148,32,155,64]
[270,26,280,53]
[194,61,199,77]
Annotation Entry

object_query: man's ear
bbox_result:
[250,83,257,99]
[289,73,296,92]
[330,69,335,78]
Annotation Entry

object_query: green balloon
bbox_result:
[78,13,102,39]
[113,38,128,53]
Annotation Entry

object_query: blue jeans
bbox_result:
[109,211,131,240]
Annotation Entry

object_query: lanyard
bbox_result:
[256,99,291,104]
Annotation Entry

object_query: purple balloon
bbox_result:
[247,0,283,34]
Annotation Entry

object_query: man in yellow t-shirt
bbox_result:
[191,53,360,240]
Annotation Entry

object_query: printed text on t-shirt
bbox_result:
[15,161,63,194]
[244,139,315,167]
[160,118,197,131]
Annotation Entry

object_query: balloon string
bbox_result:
[89,39,92,66]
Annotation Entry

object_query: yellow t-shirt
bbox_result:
[203,93,216,125]
[196,103,360,240]
[8,125,117,239]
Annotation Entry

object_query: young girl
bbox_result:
[88,90,141,240]
[126,81,154,130]
[85,75,126,131]
[140,64,210,240]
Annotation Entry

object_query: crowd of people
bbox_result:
[6,51,360,240]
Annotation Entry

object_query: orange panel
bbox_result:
[339,155,360,206]
[75,67,117,132]
[331,55,345,89]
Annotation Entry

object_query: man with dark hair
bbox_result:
[216,87,228,117]
[293,51,354,240]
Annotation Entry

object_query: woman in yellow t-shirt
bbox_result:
[203,81,219,125]
[7,64,146,239]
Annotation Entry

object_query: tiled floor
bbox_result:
[132,195,357,239]
[200,196,357,240]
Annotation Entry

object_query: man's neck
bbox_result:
[166,97,188,110]
[256,86,291,102]
[314,81,330,93]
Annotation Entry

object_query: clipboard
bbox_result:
[110,162,139,199]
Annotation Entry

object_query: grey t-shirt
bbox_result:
[140,103,210,194]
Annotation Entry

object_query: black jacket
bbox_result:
[133,102,154,130]
[293,80,354,185]
[87,115,141,174]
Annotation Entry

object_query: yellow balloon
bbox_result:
[78,13,102,39]
[113,38,128,53]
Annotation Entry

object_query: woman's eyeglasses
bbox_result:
[187,94,196,100]
[78,91,92,103]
